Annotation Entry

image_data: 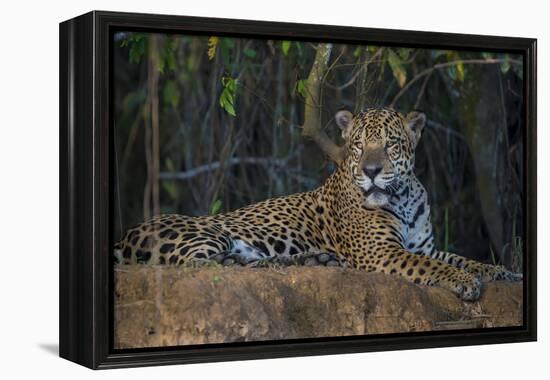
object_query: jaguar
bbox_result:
[114,107,522,300]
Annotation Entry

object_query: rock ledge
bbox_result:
[114,266,523,349]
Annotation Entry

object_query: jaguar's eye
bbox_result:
[354,142,363,149]
[386,141,396,149]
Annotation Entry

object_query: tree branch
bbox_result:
[390,58,516,107]
[159,157,289,181]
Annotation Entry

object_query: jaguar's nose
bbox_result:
[363,165,382,180]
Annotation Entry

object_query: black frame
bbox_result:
[59,10,537,369]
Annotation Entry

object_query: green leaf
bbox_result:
[222,77,236,91]
[162,181,178,200]
[219,77,237,117]
[210,199,222,215]
[396,48,412,60]
[295,79,308,98]
[387,49,407,88]
[128,36,146,64]
[156,58,165,74]
[367,45,378,55]
[222,38,235,48]
[161,38,177,72]
[163,80,180,108]
[281,40,291,56]
[500,59,511,74]
[223,102,236,116]
[243,48,257,58]
[455,62,465,82]
[212,275,221,284]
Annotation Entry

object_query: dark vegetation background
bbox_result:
[113,32,524,270]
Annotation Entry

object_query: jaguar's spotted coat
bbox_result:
[115,108,522,300]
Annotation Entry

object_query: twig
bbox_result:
[390,58,517,107]
[426,120,466,142]
[326,48,386,92]
[160,156,290,181]
[413,70,433,109]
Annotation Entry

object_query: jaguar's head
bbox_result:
[336,107,426,207]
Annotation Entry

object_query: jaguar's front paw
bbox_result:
[457,274,482,301]
[440,271,482,301]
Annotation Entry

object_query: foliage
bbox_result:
[281,40,291,56]
[157,38,177,73]
[163,80,180,108]
[295,79,308,98]
[120,34,147,64]
[207,37,218,60]
[209,199,222,215]
[387,49,407,88]
[219,77,237,117]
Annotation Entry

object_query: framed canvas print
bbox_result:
[59,11,537,369]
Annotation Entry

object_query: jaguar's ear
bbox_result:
[335,110,354,140]
[404,111,426,145]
